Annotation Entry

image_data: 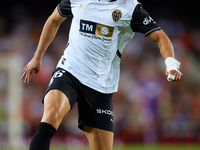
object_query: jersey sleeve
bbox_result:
[57,0,73,17]
[130,4,161,36]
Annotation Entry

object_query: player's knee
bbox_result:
[42,108,62,128]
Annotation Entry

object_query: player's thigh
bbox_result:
[41,89,71,129]
[84,125,114,150]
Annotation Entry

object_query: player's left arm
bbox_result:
[130,3,182,82]
[147,30,182,82]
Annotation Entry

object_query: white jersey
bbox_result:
[56,0,161,93]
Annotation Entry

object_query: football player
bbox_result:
[22,0,182,149]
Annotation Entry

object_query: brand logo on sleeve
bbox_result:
[143,16,156,25]
[112,10,122,22]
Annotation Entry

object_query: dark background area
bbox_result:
[0,0,199,27]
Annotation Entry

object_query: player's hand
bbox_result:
[165,57,182,82]
[165,69,182,82]
[21,57,42,84]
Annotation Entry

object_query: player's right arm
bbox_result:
[21,8,67,84]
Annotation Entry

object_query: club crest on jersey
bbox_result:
[112,10,122,22]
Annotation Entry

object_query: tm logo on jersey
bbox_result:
[79,20,114,39]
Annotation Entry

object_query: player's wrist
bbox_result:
[33,53,43,61]
[165,57,181,72]
[165,57,182,82]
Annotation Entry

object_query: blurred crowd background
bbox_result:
[0,0,200,147]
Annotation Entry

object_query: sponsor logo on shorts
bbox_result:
[96,109,113,116]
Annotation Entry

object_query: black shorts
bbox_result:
[43,68,114,132]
